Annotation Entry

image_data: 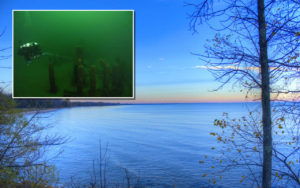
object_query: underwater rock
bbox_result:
[48,62,57,93]
[111,58,125,96]
[76,64,85,96]
[89,66,96,96]
[99,59,109,96]
[72,62,79,86]
[72,47,84,88]
[76,46,84,59]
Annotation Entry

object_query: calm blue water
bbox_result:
[41,103,262,187]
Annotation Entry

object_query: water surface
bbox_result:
[43,103,260,187]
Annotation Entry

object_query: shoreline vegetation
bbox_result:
[0,93,121,110]
[15,100,121,114]
[18,100,122,113]
[15,98,120,109]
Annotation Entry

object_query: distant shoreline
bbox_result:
[19,107,63,114]
[17,101,121,114]
[119,101,261,105]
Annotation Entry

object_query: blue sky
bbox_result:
[0,0,246,103]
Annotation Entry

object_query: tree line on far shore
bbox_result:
[1,93,119,109]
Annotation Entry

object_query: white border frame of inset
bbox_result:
[12,10,135,100]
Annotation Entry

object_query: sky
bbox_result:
[0,0,248,103]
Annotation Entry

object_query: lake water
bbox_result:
[42,103,262,187]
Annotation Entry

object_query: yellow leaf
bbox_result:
[253,146,257,151]
[199,161,204,164]
[202,174,207,177]
[238,149,241,153]
[210,132,216,136]
[278,124,283,129]
[211,166,215,169]
[275,172,279,176]
[280,117,284,121]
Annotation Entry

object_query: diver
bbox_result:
[18,42,42,63]
[18,41,70,64]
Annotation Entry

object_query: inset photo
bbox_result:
[13,10,134,98]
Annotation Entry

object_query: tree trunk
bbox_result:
[257,0,272,187]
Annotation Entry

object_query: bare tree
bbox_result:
[0,28,12,91]
[99,140,109,188]
[0,28,11,63]
[201,107,299,187]
[0,87,67,186]
[0,27,66,186]
[86,141,145,188]
[187,0,299,187]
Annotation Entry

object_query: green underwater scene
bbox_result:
[13,11,134,98]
